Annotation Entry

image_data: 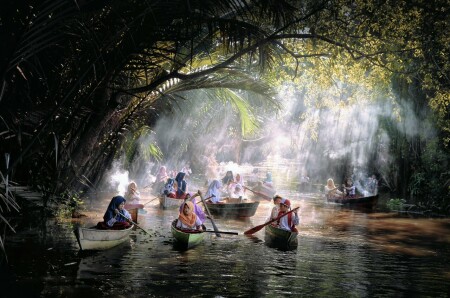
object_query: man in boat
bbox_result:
[276,198,299,232]
[176,201,204,231]
[97,196,132,230]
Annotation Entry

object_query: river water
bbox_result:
[1,189,450,297]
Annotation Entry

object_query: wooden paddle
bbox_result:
[143,196,159,206]
[118,211,151,236]
[243,207,299,235]
[203,230,238,235]
[243,185,272,201]
[195,194,215,204]
[198,190,221,237]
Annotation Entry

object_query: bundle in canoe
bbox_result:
[206,198,259,218]
[171,219,205,249]
[74,225,134,251]
[326,194,378,209]
[264,224,298,249]
[159,195,184,209]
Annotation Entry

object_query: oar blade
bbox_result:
[243,225,265,235]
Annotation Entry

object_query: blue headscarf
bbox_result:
[265,172,273,183]
[103,196,126,222]
[175,172,187,196]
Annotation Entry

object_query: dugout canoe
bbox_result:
[326,194,378,209]
[171,219,205,249]
[206,198,259,218]
[74,225,134,251]
[264,224,298,249]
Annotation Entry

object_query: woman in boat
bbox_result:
[222,171,234,186]
[175,172,188,199]
[125,181,141,204]
[276,198,299,232]
[98,196,132,230]
[154,166,169,191]
[267,194,282,222]
[179,193,207,224]
[176,201,204,231]
[205,179,222,203]
[229,183,245,199]
[263,172,274,188]
[325,178,344,200]
[342,178,356,198]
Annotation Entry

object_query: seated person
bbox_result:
[97,196,132,230]
[125,181,141,204]
[229,183,245,199]
[263,172,274,188]
[175,171,188,200]
[162,178,176,198]
[325,178,344,199]
[180,193,206,225]
[342,178,356,197]
[176,201,204,231]
[274,198,299,232]
[205,179,222,203]
[267,195,282,222]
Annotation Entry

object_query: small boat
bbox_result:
[264,224,298,249]
[326,194,378,209]
[159,195,184,209]
[248,183,276,201]
[124,203,144,223]
[74,225,134,251]
[206,198,260,218]
[171,219,205,249]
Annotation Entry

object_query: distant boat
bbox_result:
[74,225,133,251]
[159,195,183,209]
[171,219,205,249]
[326,194,379,209]
[206,198,259,218]
[264,224,298,249]
[247,182,276,201]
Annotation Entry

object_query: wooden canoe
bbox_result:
[159,195,184,209]
[74,225,134,251]
[326,194,378,209]
[206,198,260,218]
[264,224,298,249]
[248,183,276,201]
[171,219,205,249]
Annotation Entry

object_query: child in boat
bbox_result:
[179,193,207,225]
[176,201,204,231]
[175,172,188,200]
[267,194,282,222]
[98,196,132,230]
[325,178,344,200]
[125,181,141,204]
[342,178,356,198]
[263,172,273,188]
[162,178,176,198]
[206,179,222,203]
[276,198,299,232]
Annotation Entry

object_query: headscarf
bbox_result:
[156,166,168,182]
[103,196,126,222]
[235,173,244,184]
[125,181,139,199]
[178,201,197,227]
[327,178,337,189]
[222,171,234,185]
[175,172,187,196]
[206,179,222,203]
[264,172,273,183]
[179,195,207,224]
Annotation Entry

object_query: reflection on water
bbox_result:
[2,189,450,297]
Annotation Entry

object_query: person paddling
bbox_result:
[176,201,204,231]
[97,196,132,230]
[274,198,299,232]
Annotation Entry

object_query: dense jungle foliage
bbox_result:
[0,0,449,245]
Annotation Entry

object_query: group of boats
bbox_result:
[74,187,379,252]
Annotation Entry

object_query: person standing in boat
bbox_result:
[205,179,222,203]
[276,198,299,232]
[176,201,204,231]
[179,193,207,225]
[267,195,282,222]
[98,196,132,230]
[125,181,141,204]
[175,172,188,200]
[342,178,356,198]
[325,178,344,200]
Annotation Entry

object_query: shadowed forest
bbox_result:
[1,0,449,253]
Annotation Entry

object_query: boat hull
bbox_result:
[74,225,133,251]
[327,194,378,209]
[159,195,183,209]
[264,224,298,249]
[207,200,259,218]
[125,203,143,223]
[171,220,204,249]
